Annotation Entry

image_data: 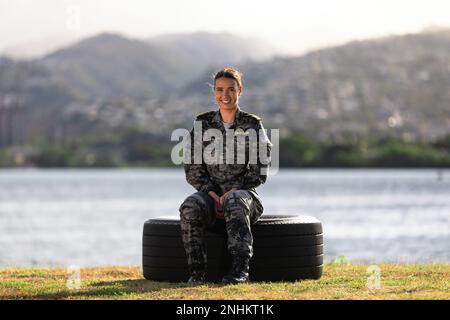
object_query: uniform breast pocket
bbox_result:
[203,138,224,165]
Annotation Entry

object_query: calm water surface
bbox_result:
[0,168,448,267]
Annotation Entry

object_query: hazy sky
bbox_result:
[1,0,450,55]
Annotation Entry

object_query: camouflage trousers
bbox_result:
[179,190,262,273]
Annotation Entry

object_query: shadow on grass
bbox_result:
[30,279,225,300]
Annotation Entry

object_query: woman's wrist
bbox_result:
[208,191,219,202]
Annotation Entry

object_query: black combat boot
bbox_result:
[188,269,206,283]
[222,256,250,284]
[187,262,206,283]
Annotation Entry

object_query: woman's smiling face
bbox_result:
[214,77,242,111]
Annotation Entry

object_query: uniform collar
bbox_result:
[212,107,243,127]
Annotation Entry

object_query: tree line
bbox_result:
[1,131,449,168]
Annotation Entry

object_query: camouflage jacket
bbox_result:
[184,107,272,211]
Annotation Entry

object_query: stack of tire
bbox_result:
[143,215,323,282]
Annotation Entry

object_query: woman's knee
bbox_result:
[223,190,251,215]
[179,193,210,221]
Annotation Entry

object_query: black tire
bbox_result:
[143,215,323,282]
[143,234,323,248]
[143,216,322,237]
[143,244,323,259]
[143,255,323,269]
[143,235,227,248]
[251,215,323,236]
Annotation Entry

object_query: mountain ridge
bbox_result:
[1,29,449,149]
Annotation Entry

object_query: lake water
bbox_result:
[0,168,449,267]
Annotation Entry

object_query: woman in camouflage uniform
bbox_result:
[179,67,272,284]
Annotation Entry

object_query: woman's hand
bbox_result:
[209,189,237,218]
[208,191,221,204]
[219,188,237,206]
[208,191,224,218]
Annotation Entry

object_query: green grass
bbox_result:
[0,264,448,300]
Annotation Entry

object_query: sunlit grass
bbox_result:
[0,264,448,300]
